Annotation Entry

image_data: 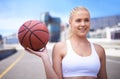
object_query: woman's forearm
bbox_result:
[41,56,58,79]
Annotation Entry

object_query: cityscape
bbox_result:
[0,13,120,44]
[0,0,120,79]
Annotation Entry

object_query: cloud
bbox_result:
[0,17,31,36]
[0,18,27,29]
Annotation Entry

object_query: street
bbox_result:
[0,44,120,79]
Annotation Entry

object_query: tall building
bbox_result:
[90,15,120,40]
[40,12,61,42]
[91,15,120,30]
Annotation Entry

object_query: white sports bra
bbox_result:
[62,40,100,78]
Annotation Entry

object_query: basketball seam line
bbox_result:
[22,21,46,50]
[21,22,40,45]
[29,30,46,50]
[32,29,49,33]
[29,31,34,50]
[20,21,32,46]
[30,32,46,45]
[18,20,32,34]
[27,23,47,50]
[18,29,26,34]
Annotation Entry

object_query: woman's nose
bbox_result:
[81,21,85,26]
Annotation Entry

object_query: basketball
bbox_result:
[18,20,49,51]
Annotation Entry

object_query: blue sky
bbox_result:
[0,0,120,36]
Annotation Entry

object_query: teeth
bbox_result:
[79,27,83,29]
[79,27,84,30]
[78,27,86,32]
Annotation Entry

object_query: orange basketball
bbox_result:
[18,20,49,51]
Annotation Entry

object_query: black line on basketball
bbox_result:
[18,21,32,34]
[32,31,46,45]
[29,31,34,50]
[18,29,26,34]
[21,22,40,45]
[21,21,32,45]
[33,29,49,34]
[32,29,49,45]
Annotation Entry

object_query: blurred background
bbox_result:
[0,0,120,79]
[0,0,120,43]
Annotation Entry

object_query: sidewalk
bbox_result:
[2,41,120,57]
[105,48,120,57]
[47,42,120,57]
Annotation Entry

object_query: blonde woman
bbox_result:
[27,6,107,79]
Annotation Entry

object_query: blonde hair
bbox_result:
[68,6,90,38]
[69,6,89,20]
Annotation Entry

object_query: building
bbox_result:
[89,24,120,40]
[40,12,61,42]
[88,15,120,40]
[90,15,120,30]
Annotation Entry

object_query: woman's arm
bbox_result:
[26,47,59,79]
[52,42,65,79]
[95,45,107,79]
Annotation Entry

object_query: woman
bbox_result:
[27,6,107,79]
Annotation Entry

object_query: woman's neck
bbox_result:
[70,35,89,44]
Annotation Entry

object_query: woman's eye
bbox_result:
[85,19,89,22]
[75,19,81,22]
[75,18,90,23]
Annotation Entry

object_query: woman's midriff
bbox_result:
[64,76,97,79]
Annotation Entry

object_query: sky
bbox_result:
[0,0,120,36]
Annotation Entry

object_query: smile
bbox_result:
[78,27,86,31]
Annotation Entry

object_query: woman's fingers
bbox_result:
[25,47,48,57]
[26,47,35,53]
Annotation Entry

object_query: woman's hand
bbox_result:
[26,47,49,59]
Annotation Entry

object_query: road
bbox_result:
[106,56,120,79]
[0,46,120,79]
[0,49,47,79]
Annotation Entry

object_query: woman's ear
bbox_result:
[69,18,71,24]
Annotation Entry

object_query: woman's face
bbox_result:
[69,9,90,37]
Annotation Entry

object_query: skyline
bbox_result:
[0,0,120,36]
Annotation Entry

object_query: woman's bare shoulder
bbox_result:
[52,41,67,56]
[94,43,105,58]
[54,41,66,49]
[94,43,104,51]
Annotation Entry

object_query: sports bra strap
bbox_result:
[66,40,73,53]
